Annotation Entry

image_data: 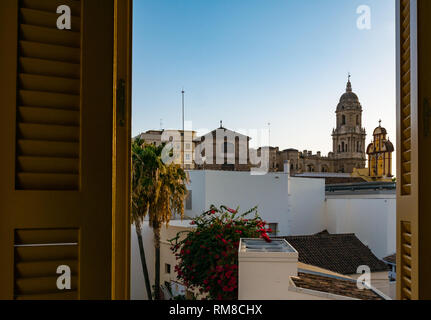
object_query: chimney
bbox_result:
[317,151,321,157]
[238,239,299,300]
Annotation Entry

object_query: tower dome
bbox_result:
[337,76,362,111]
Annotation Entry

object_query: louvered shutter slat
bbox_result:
[15,0,81,191]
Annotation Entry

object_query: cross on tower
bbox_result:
[379,119,382,127]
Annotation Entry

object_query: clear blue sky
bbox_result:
[132,0,396,155]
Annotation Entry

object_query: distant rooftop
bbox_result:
[326,181,396,193]
[295,172,351,178]
[277,231,388,275]
[293,173,368,185]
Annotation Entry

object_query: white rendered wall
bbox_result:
[187,171,290,234]
[186,170,395,258]
[324,194,396,259]
[288,178,326,235]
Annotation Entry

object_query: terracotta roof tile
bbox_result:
[292,272,384,300]
[277,233,389,275]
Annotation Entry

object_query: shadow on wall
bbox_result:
[131,223,155,300]
[131,221,194,300]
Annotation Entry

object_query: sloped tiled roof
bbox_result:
[292,272,384,300]
[324,177,367,185]
[278,233,388,275]
[383,253,396,265]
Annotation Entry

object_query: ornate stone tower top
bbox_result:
[332,76,367,172]
[366,121,394,178]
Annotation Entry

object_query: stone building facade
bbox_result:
[273,78,367,174]
[137,79,368,174]
[194,126,252,171]
[136,129,197,169]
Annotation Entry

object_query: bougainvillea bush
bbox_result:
[169,205,272,300]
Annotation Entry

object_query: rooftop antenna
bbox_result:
[268,122,271,147]
[182,89,185,168]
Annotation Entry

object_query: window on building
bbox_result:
[186,143,191,150]
[222,142,235,154]
[186,190,192,210]
[185,154,191,161]
[342,115,346,125]
[165,263,171,274]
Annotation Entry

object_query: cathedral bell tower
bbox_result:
[332,75,367,173]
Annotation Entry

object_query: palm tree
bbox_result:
[132,138,189,300]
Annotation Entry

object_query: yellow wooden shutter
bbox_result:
[14,228,79,299]
[16,0,82,191]
[399,0,412,197]
[397,0,431,300]
[0,0,127,300]
[397,0,415,301]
